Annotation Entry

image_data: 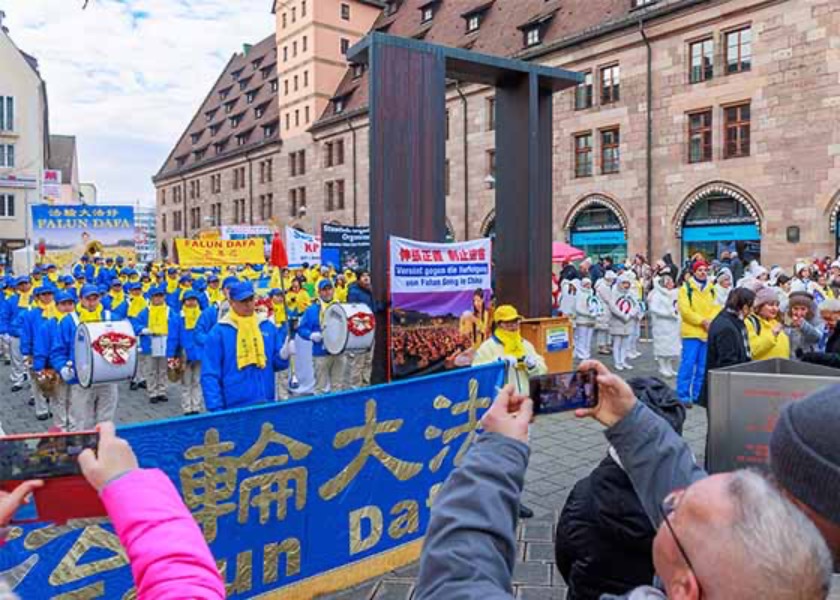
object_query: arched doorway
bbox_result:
[564,195,628,262]
[160,240,168,260]
[676,182,761,263]
[829,190,840,257]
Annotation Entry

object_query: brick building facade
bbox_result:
[155,0,840,267]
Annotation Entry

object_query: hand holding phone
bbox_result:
[0,431,99,481]
[0,480,43,527]
[530,370,598,415]
[78,422,138,492]
[574,360,638,427]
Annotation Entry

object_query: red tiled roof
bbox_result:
[314,0,638,128]
[154,34,280,181]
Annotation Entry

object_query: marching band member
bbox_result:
[51,284,119,431]
[134,288,173,405]
[21,285,59,420]
[609,274,641,371]
[334,274,349,303]
[126,282,148,391]
[206,274,224,306]
[169,290,205,415]
[201,282,290,411]
[286,277,311,320]
[34,291,76,430]
[573,278,601,361]
[104,279,128,320]
[299,280,346,395]
[0,278,10,365]
[194,276,238,354]
[8,275,33,394]
[268,288,294,400]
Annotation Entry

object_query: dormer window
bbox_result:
[231,69,243,80]
[246,90,258,104]
[219,86,232,100]
[175,155,187,168]
[255,102,269,119]
[467,14,481,32]
[270,79,279,93]
[251,57,264,70]
[214,140,227,155]
[261,66,272,80]
[193,148,206,160]
[209,123,221,135]
[239,77,252,91]
[525,26,541,47]
[352,63,365,79]
[263,123,277,138]
[422,6,434,22]
[224,100,236,114]
[236,131,251,147]
[230,114,242,128]
[204,109,217,123]
[190,131,203,144]
[334,97,346,114]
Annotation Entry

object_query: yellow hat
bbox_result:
[494,305,522,323]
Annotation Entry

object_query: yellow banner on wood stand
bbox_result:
[175,237,264,266]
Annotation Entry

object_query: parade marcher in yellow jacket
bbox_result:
[676,260,720,406]
[746,287,790,360]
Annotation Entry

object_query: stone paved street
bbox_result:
[1,341,838,598]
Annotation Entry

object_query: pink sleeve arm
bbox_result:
[101,469,225,600]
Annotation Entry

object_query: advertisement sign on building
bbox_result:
[388,236,493,380]
[42,169,62,203]
[30,205,135,267]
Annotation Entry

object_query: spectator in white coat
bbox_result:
[594,271,616,356]
[713,268,733,307]
[609,274,640,371]
[573,278,601,361]
[648,276,681,378]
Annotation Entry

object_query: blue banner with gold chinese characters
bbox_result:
[0,363,504,599]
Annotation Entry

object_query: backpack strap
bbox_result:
[747,314,761,336]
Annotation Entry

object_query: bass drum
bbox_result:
[322,303,375,356]
[75,320,139,388]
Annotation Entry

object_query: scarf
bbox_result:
[273,301,287,325]
[142,282,152,294]
[109,291,125,308]
[47,272,58,283]
[182,305,201,330]
[494,328,526,359]
[166,277,178,294]
[128,294,147,318]
[208,287,224,305]
[148,304,169,336]
[228,311,266,369]
[179,285,192,300]
[16,291,32,307]
[39,301,60,321]
[78,305,104,323]
[318,298,335,328]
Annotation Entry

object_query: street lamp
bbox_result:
[484,174,496,190]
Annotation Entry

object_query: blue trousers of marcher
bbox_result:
[677,338,706,403]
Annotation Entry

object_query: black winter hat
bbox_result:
[770,384,840,525]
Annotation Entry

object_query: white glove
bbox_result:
[140,328,151,335]
[310,332,323,344]
[524,355,538,370]
[60,363,75,382]
[501,356,518,369]
[279,338,297,360]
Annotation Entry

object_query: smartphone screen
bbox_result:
[530,370,598,415]
[0,431,98,481]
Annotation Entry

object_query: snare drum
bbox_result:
[322,303,375,356]
[74,320,139,388]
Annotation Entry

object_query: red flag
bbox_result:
[270,232,289,269]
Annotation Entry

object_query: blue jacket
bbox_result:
[50,311,113,385]
[131,306,178,355]
[347,282,375,311]
[0,295,8,335]
[97,267,116,287]
[103,296,128,320]
[169,310,205,362]
[20,306,51,357]
[200,317,288,412]
[34,317,62,371]
[298,301,329,357]
[7,294,30,338]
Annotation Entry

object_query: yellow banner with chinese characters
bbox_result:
[175,237,264,267]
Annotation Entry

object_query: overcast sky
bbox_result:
[4,0,275,207]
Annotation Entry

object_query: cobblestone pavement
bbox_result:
[2,342,837,598]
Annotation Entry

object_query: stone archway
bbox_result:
[562,193,629,233]
[827,189,840,235]
[672,181,762,238]
[479,209,495,238]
